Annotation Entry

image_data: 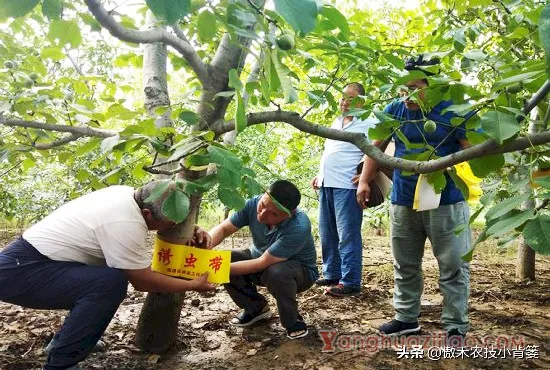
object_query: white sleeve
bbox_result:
[94,221,151,269]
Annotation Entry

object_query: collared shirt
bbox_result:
[383,99,471,206]
[318,116,377,189]
[230,196,319,281]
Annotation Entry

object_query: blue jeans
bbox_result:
[390,202,471,333]
[0,238,128,370]
[318,187,363,288]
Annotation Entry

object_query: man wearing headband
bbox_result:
[205,180,318,339]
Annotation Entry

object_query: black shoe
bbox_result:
[446,328,466,347]
[324,284,361,297]
[378,319,421,336]
[229,305,272,327]
[315,278,340,286]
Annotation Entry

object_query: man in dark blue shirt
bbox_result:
[357,56,472,340]
[206,180,318,339]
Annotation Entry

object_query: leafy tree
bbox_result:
[1,0,549,350]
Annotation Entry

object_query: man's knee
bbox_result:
[261,263,294,287]
[99,269,128,303]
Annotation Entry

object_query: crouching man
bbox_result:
[204,180,319,339]
[0,181,215,370]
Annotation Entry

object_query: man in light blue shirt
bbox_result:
[311,82,377,297]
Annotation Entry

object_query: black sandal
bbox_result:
[286,320,308,339]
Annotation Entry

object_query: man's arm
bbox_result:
[230,250,286,276]
[208,218,239,249]
[124,268,215,293]
[356,139,390,208]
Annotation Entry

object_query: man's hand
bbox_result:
[356,181,371,209]
[311,175,320,190]
[351,174,360,185]
[189,272,216,292]
[191,226,211,249]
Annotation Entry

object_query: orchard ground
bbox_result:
[1,228,549,370]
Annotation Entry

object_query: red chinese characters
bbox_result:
[209,255,223,273]
[184,253,198,268]
[157,248,173,266]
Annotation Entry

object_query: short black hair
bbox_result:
[404,55,440,76]
[267,180,301,212]
[344,82,365,96]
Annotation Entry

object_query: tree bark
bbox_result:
[515,110,541,281]
[134,168,204,353]
[134,11,187,353]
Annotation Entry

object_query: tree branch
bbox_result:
[84,0,209,84]
[1,117,116,138]
[210,109,550,174]
[34,134,83,150]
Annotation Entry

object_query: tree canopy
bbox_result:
[0,0,549,256]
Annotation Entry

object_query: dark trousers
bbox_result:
[224,249,313,329]
[0,238,128,370]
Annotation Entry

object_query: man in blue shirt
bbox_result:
[312,82,377,297]
[356,56,472,340]
[205,180,318,339]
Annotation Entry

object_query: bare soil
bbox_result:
[1,230,549,370]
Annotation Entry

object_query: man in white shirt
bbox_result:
[0,181,214,370]
[311,82,376,297]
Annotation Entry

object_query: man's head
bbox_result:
[401,55,439,111]
[256,180,301,227]
[340,82,365,115]
[134,180,178,232]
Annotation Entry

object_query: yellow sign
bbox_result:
[151,238,231,284]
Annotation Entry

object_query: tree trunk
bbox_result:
[515,110,541,281]
[134,168,204,353]
[134,11,186,353]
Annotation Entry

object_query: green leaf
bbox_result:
[368,125,393,141]
[493,71,545,89]
[244,176,263,197]
[48,20,82,48]
[468,154,504,178]
[217,166,241,189]
[218,187,245,210]
[426,170,447,194]
[523,215,550,255]
[42,0,62,20]
[463,49,487,61]
[321,5,349,37]
[162,189,190,223]
[184,174,218,194]
[448,169,469,201]
[0,0,39,19]
[480,110,519,144]
[179,110,199,125]
[235,91,247,133]
[145,0,190,24]
[271,49,294,103]
[533,175,550,188]
[214,91,236,98]
[540,3,550,72]
[228,69,243,90]
[383,53,405,70]
[197,9,217,42]
[144,180,172,203]
[485,192,530,221]
[486,210,536,238]
[208,145,242,171]
[273,0,318,34]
